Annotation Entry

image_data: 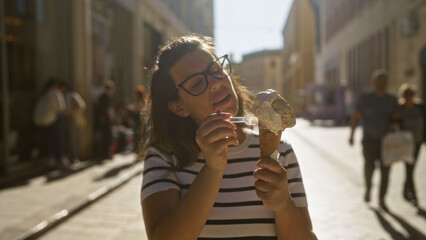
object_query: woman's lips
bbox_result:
[213,93,228,103]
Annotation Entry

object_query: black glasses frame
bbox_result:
[176,54,232,96]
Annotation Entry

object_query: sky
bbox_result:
[214,0,294,63]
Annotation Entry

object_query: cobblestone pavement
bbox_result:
[1,119,425,239]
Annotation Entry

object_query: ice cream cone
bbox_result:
[252,89,295,159]
[259,126,282,159]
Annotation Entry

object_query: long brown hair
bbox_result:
[141,34,252,169]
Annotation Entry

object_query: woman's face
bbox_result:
[403,89,415,102]
[168,48,239,125]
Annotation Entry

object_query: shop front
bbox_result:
[0,0,141,182]
[1,0,73,180]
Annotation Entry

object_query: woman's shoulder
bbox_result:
[279,138,293,154]
[144,145,177,166]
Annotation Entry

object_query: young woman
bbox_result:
[140,34,316,239]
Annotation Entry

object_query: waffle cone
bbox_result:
[259,127,282,158]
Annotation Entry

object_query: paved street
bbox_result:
[1,119,425,239]
[0,153,144,240]
[286,119,426,240]
[40,176,146,240]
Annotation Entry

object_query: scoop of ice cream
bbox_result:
[252,89,295,134]
[271,97,296,129]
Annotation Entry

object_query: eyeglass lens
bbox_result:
[182,56,231,96]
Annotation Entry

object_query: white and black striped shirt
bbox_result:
[141,129,308,239]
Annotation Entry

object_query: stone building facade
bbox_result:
[0,0,214,179]
[281,0,316,116]
[240,49,283,95]
[316,0,426,113]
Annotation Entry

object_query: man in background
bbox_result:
[94,80,116,160]
[348,69,398,211]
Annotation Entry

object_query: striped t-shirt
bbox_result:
[141,129,308,239]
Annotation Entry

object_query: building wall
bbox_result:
[0,0,214,176]
[240,50,283,95]
[282,0,316,115]
[241,53,264,93]
[140,0,214,84]
[179,0,214,37]
[69,0,93,158]
[264,53,284,94]
[318,0,426,105]
[90,0,137,103]
[2,0,74,165]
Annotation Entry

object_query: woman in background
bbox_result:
[397,83,424,207]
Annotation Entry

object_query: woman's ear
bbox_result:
[168,100,190,117]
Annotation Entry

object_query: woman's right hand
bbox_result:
[196,109,239,171]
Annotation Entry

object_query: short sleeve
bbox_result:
[71,92,86,111]
[53,90,66,113]
[140,147,180,203]
[278,141,308,207]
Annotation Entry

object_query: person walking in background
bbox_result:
[140,35,316,239]
[396,83,424,207]
[94,79,116,160]
[34,78,68,169]
[126,85,148,152]
[109,104,134,154]
[348,69,398,211]
[58,82,86,164]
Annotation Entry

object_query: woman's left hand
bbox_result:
[253,158,292,212]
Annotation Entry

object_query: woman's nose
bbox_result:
[208,75,222,92]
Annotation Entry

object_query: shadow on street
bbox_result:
[44,160,101,183]
[417,207,426,220]
[370,207,426,240]
[94,162,134,181]
[0,179,30,189]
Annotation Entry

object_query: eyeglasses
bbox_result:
[176,54,232,96]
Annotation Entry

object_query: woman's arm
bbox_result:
[254,158,317,240]
[274,204,317,240]
[142,112,238,239]
[142,164,225,239]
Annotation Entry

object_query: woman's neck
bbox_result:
[405,99,415,108]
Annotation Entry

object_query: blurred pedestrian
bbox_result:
[109,104,134,154]
[126,85,148,152]
[140,35,316,239]
[396,83,424,206]
[94,79,116,160]
[34,78,69,168]
[58,82,86,163]
[348,69,398,211]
